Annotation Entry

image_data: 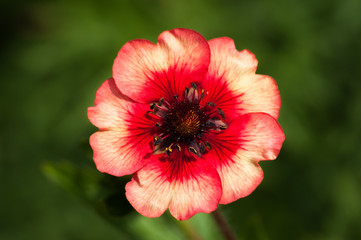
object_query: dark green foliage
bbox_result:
[1,0,361,239]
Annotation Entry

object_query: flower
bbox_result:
[88,28,285,220]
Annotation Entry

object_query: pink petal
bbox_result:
[113,28,211,103]
[125,150,222,220]
[202,37,281,120]
[88,78,136,130]
[88,79,156,176]
[202,113,285,204]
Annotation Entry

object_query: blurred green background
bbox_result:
[1,0,361,239]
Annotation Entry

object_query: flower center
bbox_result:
[166,102,207,140]
[148,83,228,158]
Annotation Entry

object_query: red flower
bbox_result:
[88,28,285,220]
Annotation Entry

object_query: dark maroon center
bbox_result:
[165,102,208,142]
[148,83,228,158]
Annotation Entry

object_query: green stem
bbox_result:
[176,220,203,240]
[211,209,237,240]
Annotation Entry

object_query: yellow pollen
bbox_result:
[173,110,201,136]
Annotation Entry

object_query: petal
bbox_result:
[202,113,285,204]
[125,157,173,218]
[88,79,156,176]
[202,37,281,120]
[125,150,222,220]
[113,28,211,103]
[88,78,137,130]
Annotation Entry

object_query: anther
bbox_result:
[199,142,205,153]
[200,89,205,99]
[219,125,228,130]
[165,147,173,157]
[207,102,215,107]
[189,140,202,158]
[217,108,225,120]
[150,103,156,110]
[158,97,164,106]
[176,144,181,152]
[173,95,178,100]
[189,147,197,155]
[191,82,198,89]
[154,136,163,146]
[205,142,212,150]
[206,119,228,130]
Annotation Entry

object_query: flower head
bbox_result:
[88,28,285,220]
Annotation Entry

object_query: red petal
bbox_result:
[113,28,211,103]
[125,150,222,220]
[202,113,285,204]
[202,37,281,120]
[88,79,156,176]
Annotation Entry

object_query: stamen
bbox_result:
[200,89,205,99]
[206,119,228,130]
[191,82,198,89]
[199,142,205,153]
[186,84,199,103]
[176,144,181,152]
[160,98,172,108]
[207,102,215,107]
[205,142,212,150]
[217,108,225,120]
[153,103,168,112]
[153,108,167,118]
[154,136,163,146]
[185,87,189,95]
[165,146,173,157]
[189,140,201,158]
